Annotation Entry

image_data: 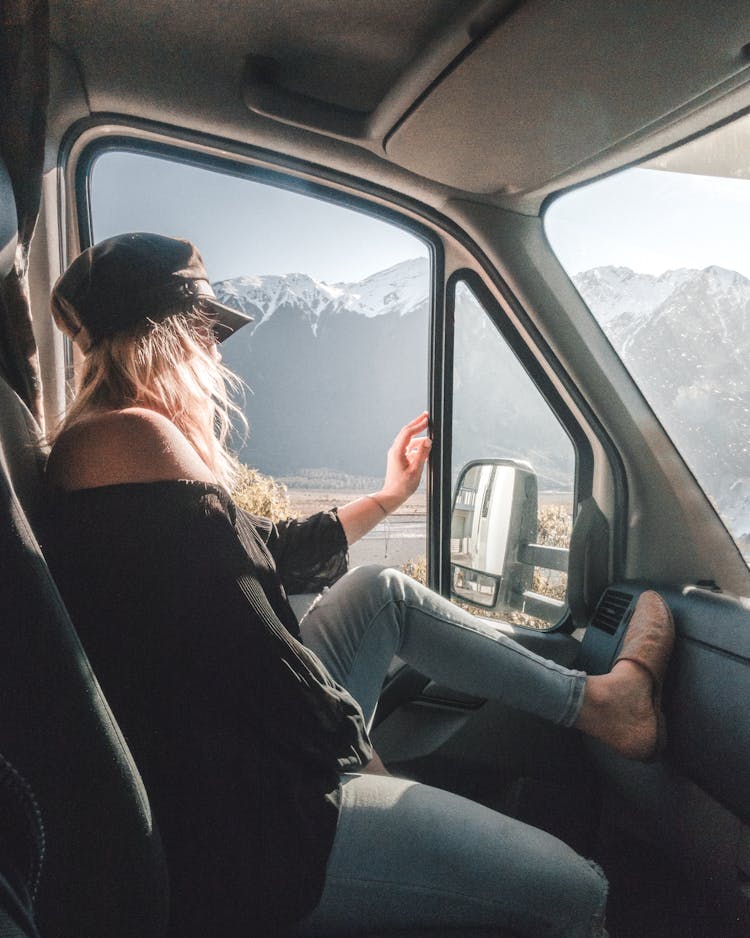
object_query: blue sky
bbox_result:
[91,151,429,284]
[91,151,750,285]
[545,167,750,279]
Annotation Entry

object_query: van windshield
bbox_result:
[545,114,750,565]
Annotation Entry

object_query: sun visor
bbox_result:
[385,0,750,195]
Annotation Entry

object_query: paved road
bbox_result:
[361,518,426,539]
[351,516,427,567]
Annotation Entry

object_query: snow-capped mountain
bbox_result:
[334,258,429,318]
[574,264,750,546]
[572,266,695,326]
[213,257,428,334]
[216,258,431,480]
[574,264,750,333]
[213,272,344,331]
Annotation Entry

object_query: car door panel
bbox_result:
[373,581,750,925]
[372,626,587,814]
[577,583,750,922]
[577,583,750,823]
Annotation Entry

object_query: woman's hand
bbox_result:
[379,412,432,512]
[336,413,432,545]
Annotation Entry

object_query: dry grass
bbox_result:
[537,503,573,548]
[400,555,427,583]
[531,504,572,603]
[231,463,297,522]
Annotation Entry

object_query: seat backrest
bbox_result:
[0,750,44,938]
[0,158,168,937]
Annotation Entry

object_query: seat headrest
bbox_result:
[0,159,18,279]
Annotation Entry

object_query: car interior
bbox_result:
[1,1,750,935]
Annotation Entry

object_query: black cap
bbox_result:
[51,232,252,346]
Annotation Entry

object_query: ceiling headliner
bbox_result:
[51,0,750,212]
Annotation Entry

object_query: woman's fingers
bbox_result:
[402,439,432,481]
[398,412,429,434]
[407,441,432,472]
[393,412,430,451]
[406,436,431,457]
[382,417,432,503]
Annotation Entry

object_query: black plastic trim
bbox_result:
[428,249,449,595]
[433,273,454,596]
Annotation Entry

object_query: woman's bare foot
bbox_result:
[575,591,675,760]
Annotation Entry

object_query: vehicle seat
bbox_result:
[0,156,168,937]
[0,751,43,938]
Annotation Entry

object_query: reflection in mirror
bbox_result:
[451,463,535,576]
[450,459,569,627]
[450,563,500,607]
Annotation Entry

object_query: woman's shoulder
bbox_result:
[46,407,215,491]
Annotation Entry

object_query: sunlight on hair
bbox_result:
[52,305,248,489]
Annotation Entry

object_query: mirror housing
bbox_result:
[450,459,569,622]
[450,459,538,610]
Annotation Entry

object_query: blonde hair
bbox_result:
[53,305,247,489]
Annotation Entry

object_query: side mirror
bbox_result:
[450,459,568,623]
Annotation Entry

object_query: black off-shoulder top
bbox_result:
[41,480,371,934]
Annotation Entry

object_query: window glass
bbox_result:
[545,114,750,565]
[89,150,430,570]
[451,281,575,629]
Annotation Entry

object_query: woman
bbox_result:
[43,233,673,937]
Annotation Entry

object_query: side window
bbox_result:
[450,281,576,629]
[88,150,431,570]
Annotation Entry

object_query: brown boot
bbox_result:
[614,590,675,757]
[576,590,675,760]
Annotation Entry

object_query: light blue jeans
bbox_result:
[294,566,608,937]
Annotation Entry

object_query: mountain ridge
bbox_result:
[214,257,429,334]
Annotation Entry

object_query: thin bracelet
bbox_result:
[364,493,389,517]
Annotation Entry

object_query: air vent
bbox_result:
[591,588,633,634]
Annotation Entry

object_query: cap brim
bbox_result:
[202,297,254,342]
